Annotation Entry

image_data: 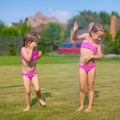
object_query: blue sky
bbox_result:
[0,0,120,25]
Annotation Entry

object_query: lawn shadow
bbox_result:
[85,90,99,105]
[42,92,52,101]
[1,84,23,89]
[30,92,52,107]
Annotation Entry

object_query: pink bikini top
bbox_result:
[81,40,98,54]
[21,48,38,61]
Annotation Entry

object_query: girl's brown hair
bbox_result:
[89,23,105,36]
[22,32,39,47]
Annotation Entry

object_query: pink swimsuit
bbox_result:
[79,64,96,72]
[21,48,38,61]
[22,70,38,80]
[79,40,98,72]
[21,48,38,80]
[80,40,98,54]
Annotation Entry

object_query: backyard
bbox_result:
[0,55,120,120]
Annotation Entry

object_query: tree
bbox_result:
[98,11,110,24]
[8,36,16,55]
[101,30,114,54]
[111,11,120,18]
[67,10,100,30]
[0,20,5,32]
[0,21,32,55]
[17,20,32,36]
[39,22,66,52]
[115,28,120,54]
[66,10,102,39]
[0,25,18,36]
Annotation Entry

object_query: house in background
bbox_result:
[25,12,67,31]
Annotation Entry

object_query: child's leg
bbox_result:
[22,76,31,111]
[31,75,46,106]
[85,68,96,112]
[77,68,87,111]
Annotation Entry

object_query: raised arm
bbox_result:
[72,21,90,40]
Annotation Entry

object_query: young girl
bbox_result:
[21,32,46,112]
[72,21,105,112]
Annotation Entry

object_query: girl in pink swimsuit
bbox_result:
[72,21,105,112]
[21,32,46,111]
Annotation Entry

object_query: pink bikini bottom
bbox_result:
[22,70,37,80]
[79,64,96,72]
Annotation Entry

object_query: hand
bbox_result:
[73,20,78,32]
[80,57,88,64]
[29,42,37,49]
[38,51,42,58]
[84,33,91,40]
[80,55,94,64]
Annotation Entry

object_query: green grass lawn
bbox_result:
[0,55,120,120]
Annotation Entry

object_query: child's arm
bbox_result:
[21,48,33,62]
[80,45,103,63]
[92,45,103,60]
[88,45,103,61]
[72,33,90,40]
[72,21,90,40]
[21,42,36,62]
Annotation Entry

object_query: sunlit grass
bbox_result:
[0,55,120,120]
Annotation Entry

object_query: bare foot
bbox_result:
[39,99,46,107]
[76,106,84,111]
[85,108,91,112]
[23,106,30,112]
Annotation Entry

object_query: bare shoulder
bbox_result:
[21,47,25,51]
[78,33,90,40]
[82,33,89,36]
[84,33,90,37]
[21,47,26,54]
